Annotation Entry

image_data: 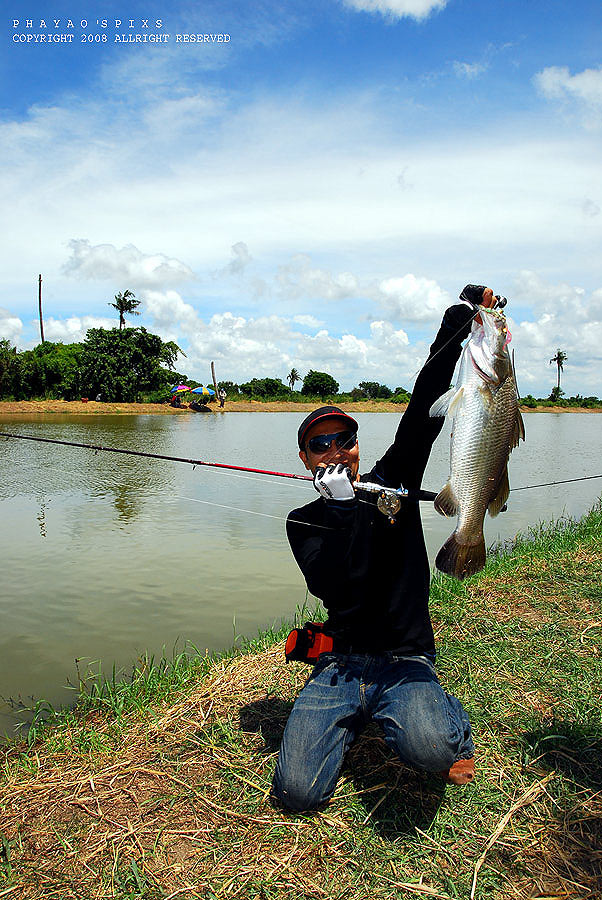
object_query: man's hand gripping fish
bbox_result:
[429,305,525,579]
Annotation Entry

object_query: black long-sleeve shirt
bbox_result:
[286,304,474,656]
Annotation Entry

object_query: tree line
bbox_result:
[0,330,414,404]
[1,297,598,407]
[0,333,414,404]
[0,329,183,402]
[221,372,412,403]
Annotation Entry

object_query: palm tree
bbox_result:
[287,367,300,391]
[109,290,141,330]
[549,349,567,391]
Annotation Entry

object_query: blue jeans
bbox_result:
[272,653,474,812]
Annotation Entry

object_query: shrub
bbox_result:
[301,370,339,398]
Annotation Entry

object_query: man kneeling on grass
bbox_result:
[271,286,496,812]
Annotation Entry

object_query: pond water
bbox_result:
[0,411,600,738]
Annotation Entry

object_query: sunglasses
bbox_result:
[306,430,358,455]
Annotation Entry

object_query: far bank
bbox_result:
[1,399,601,416]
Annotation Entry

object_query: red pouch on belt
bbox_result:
[285,622,334,664]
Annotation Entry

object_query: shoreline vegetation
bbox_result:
[1,398,601,415]
[1,505,601,898]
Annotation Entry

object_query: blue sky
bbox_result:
[1,0,601,395]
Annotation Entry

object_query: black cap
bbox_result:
[297,406,359,450]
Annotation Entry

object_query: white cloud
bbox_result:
[453,61,487,79]
[134,291,421,389]
[342,0,447,21]
[369,320,410,349]
[0,309,23,342]
[512,270,588,318]
[42,315,115,344]
[2,87,601,297]
[293,314,324,328]
[218,241,253,276]
[63,239,195,289]
[1,47,601,397]
[143,93,224,138]
[535,66,602,105]
[375,274,449,321]
[276,254,360,301]
[508,272,602,396]
[262,253,450,325]
[273,256,450,324]
[140,290,202,351]
[582,199,600,218]
[588,289,602,320]
[534,66,602,127]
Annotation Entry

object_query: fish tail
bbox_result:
[435,533,486,580]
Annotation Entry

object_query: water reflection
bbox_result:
[0,410,600,739]
[36,497,49,538]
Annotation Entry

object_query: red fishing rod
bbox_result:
[0,430,438,517]
[0,431,313,482]
[2,431,600,512]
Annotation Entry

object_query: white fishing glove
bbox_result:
[314,463,355,501]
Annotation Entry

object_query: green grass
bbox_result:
[0,504,601,899]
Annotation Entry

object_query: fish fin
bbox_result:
[435,533,486,580]
[434,482,460,517]
[511,349,522,401]
[477,383,495,415]
[447,387,465,416]
[429,387,456,418]
[488,466,510,518]
[511,407,526,448]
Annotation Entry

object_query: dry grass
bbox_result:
[1,400,600,417]
[1,511,601,899]
[0,400,190,416]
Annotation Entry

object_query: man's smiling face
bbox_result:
[299,416,360,480]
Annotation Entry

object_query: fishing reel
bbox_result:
[376,490,402,524]
[355,481,410,524]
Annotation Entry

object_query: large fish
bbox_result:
[429,306,525,579]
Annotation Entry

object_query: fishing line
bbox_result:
[173,495,293,521]
[409,307,480,380]
[200,462,307,490]
[410,296,508,381]
[1,432,600,499]
[172,495,336,530]
[510,474,602,492]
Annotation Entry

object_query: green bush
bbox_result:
[301,370,339,398]
[239,377,288,398]
[520,395,538,408]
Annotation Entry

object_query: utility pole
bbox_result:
[38,274,45,343]
[211,361,219,397]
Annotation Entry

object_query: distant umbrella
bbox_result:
[170,384,191,393]
[191,386,215,396]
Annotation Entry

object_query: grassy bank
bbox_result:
[1,505,601,899]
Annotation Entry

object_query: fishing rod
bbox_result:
[2,431,600,523]
[0,431,437,514]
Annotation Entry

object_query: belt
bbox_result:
[330,640,435,667]
[331,639,396,655]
